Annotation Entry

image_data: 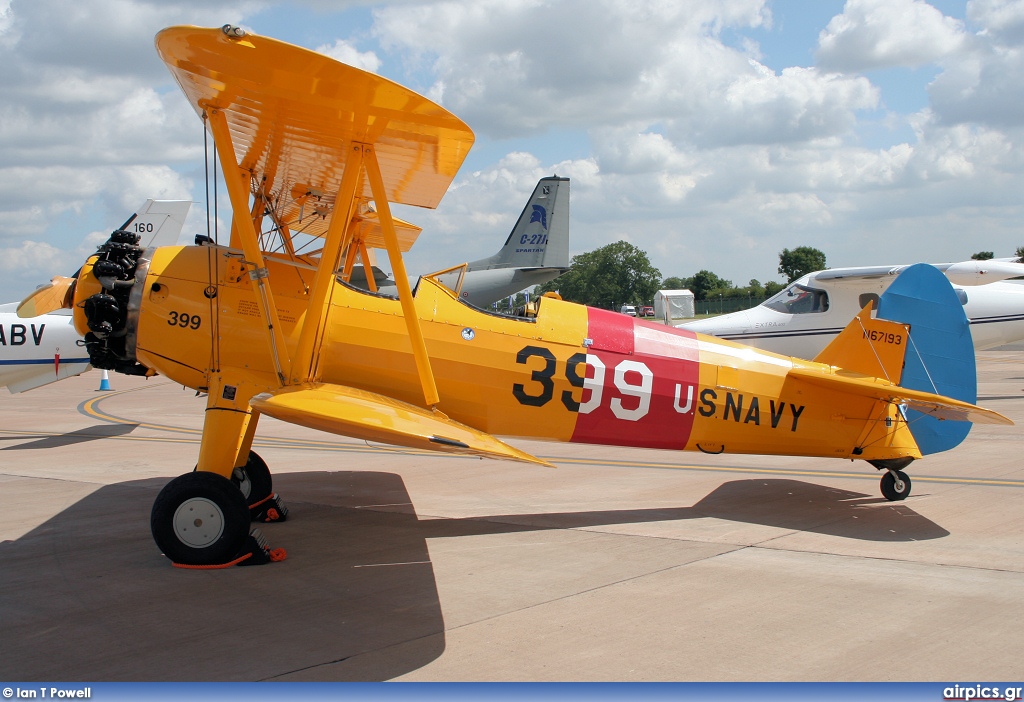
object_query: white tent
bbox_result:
[654,289,695,323]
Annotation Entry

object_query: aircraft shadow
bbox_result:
[0,472,946,682]
[414,477,950,543]
[0,422,138,450]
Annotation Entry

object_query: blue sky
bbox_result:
[0,0,1022,301]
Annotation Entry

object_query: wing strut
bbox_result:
[289,143,366,385]
[363,144,440,408]
[207,108,291,385]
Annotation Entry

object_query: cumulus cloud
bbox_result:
[372,0,877,152]
[968,0,1024,42]
[0,240,73,273]
[1,0,1023,301]
[816,0,966,71]
[316,38,382,72]
[927,2,1024,128]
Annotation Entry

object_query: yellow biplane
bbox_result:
[20,26,1012,567]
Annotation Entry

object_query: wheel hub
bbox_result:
[172,497,225,548]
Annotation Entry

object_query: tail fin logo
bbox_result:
[530,205,548,229]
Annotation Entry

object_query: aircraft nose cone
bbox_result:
[681,310,752,337]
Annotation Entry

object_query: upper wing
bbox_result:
[155,25,475,245]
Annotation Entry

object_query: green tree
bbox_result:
[661,276,689,290]
[688,270,731,301]
[538,240,661,309]
[972,251,995,260]
[778,246,827,282]
[1015,246,1024,263]
[764,280,786,297]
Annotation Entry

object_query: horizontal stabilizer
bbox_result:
[789,366,1012,426]
[251,384,554,467]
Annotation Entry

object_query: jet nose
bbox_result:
[680,310,752,337]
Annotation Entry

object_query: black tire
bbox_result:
[151,471,250,565]
[231,451,273,507]
[880,470,912,501]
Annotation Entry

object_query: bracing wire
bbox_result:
[203,113,211,241]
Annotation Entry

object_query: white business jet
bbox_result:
[681,260,1024,358]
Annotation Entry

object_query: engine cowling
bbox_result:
[74,229,152,376]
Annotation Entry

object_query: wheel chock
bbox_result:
[250,492,289,523]
[171,528,287,569]
[236,528,288,566]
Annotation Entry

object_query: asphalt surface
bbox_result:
[1,350,1023,681]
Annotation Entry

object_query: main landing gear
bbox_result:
[150,450,288,567]
[869,457,913,501]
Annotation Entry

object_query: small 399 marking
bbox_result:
[168,311,202,330]
[863,329,902,345]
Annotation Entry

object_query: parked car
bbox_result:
[620,304,637,316]
[640,305,654,317]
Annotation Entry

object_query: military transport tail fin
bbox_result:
[131,199,192,248]
[467,176,569,272]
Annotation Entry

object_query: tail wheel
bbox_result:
[151,471,250,565]
[231,450,273,507]
[880,469,912,501]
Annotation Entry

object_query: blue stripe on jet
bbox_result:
[0,358,90,366]
[968,314,1024,325]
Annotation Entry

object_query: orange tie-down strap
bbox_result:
[249,493,290,523]
[172,528,287,570]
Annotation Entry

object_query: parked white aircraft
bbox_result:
[3,200,191,392]
[681,260,1024,358]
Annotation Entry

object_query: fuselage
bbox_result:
[681,272,1024,359]
[74,244,918,464]
[0,303,90,393]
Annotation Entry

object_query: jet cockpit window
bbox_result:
[764,283,830,314]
